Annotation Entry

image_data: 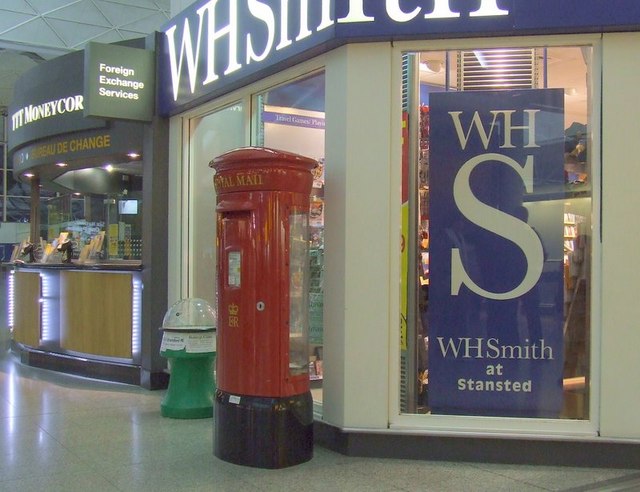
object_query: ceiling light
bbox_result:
[420,60,444,73]
[104,164,114,172]
[56,162,68,167]
[127,152,141,159]
[473,50,489,68]
[24,173,34,178]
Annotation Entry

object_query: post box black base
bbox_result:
[214,389,313,469]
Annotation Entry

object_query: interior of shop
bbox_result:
[258,72,326,405]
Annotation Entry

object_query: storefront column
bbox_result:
[29,176,40,243]
[140,112,170,389]
[140,33,170,390]
[601,32,640,439]
[323,43,393,429]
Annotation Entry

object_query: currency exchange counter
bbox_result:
[7,261,143,384]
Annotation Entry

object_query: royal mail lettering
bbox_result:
[215,173,264,189]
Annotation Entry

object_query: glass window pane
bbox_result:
[7,173,30,197]
[189,103,245,305]
[404,46,593,419]
[6,196,31,223]
[289,211,310,376]
[255,71,325,398]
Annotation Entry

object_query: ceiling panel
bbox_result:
[0,0,170,112]
[1,0,37,15]
[121,12,170,32]
[45,18,114,48]
[95,1,161,27]
[46,0,113,27]
[25,0,80,15]
[1,17,66,49]
[88,29,135,45]
[0,10,38,33]
[102,0,168,9]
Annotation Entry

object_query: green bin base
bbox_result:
[160,354,216,419]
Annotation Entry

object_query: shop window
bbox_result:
[189,103,245,306]
[4,171,32,223]
[289,211,311,376]
[38,163,143,262]
[254,71,325,405]
[5,196,30,223]
[403,47,593,419]
[1,112,37,225]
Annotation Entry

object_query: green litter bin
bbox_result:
[160,298,217,419]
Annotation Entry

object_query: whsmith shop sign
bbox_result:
[159,0,640,115]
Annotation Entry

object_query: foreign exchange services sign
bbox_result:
[428,89,565,418]
[84,42,155,122]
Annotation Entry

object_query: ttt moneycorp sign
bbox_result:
[84,42,155,122]
[428,89,565,418]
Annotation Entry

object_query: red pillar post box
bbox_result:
[210,147,317,469]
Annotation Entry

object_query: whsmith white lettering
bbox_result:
[436,337,554,360]
[11,95,84,131]
[449,109,544,301]
[165,0,509,101]
[449,110,540,150]
[337,0,508,23]
[457,378,532,392]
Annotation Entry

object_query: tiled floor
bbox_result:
[1,344,640,492]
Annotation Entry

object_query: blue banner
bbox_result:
[428,89,565,417]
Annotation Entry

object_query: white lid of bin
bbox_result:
[161,298,216,331]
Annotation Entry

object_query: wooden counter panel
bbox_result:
[60,271,133,358]
[13,271,41,347]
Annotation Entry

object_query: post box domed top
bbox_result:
[210,147,317,172]
[210,147,317,195]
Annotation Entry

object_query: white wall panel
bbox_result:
[323,43,393,429]
[600,32,640,439]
